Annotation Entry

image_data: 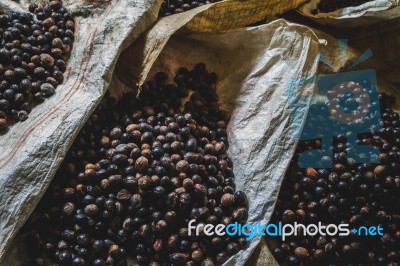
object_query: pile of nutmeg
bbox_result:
[269,91,400,265]
[23,63,249,265]
[0,1,74,131]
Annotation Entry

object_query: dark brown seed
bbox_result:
[116,189,132,201]
[167,192,178,208]
[191,250,204,262]
[164,211,176,224]
[168,234,179,248]
[138,175,152,190]
[282,209,295,223]
[232,208,248,223]
[221,193,234,207]
[216,252,228,263]
[50,0,62,10]
[183,178,194,189]
[314,249,325,260]
[4,70,14,80]
[214,142,226,154]
[62,202,75,216]
[130,194,142,208]
[110,127,122,139]
[0,119,7,130]
[155,220,168,232]
[295,247,309,259]
[40,53,54,67]
[180,193,191,204]
[194,184,207,196]
[66,20,75,31]
[135,156,149,173]
[42,18,55,28]
[108,175,122,185]
[201,258,215,266]
[40,83,55,96]
[176,160,189,172]
[374,165,385,177]
[84,204,98,216]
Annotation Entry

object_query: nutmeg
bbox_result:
[135,156,149,173]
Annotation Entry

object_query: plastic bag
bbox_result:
[298,0,400,27]
[115,15,321,264]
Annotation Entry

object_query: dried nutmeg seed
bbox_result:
[294,247,309,259]
[62,202,75,216]
[282,209,295,223]
[116,189,132,201]
[138,175,152,190]
[202,258,216,266]
[168,234,179,248]
[176,160,189,172]
[180,193,191,205]
[0,119,8,130]
[84,204,98,216]
[194,184,207,196]
[374,165,385,177]
[135,156,149,173]
[232,208,248,223]
[192,250,205,262]
[40,83,55,96]
[130,194,142,208]
[214,142,226,154]
[40,53,55,67]
[215,252,228,263]
[221,193,234,207]
[164,211,176,224]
